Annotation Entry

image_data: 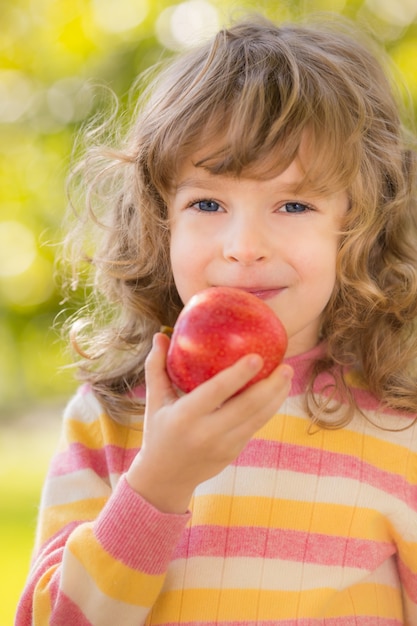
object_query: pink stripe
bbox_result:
[174,525,394,570]
[16,525,77,626]
[288,364,382,411]
[131,384,146,399]
[311,370,383,412]
[236,439,417,508]
[291,361,416,417]
[49,443,137,478]
[50,592,93,625]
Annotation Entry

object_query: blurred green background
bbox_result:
[1,0,416,623]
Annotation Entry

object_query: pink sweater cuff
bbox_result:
[94,474,190,575]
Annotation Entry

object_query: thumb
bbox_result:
[145,332,178,413]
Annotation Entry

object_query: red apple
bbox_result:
[166,286,288,394]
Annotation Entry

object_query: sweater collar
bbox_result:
[284,342,328,395]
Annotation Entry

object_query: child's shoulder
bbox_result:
[288,342,416,427]
[63,383,145,427]
[61,383,144,450]
[334,363,416,432]
[63,383,105,424]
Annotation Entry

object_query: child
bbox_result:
[16,12,417,625]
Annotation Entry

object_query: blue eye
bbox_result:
[281,202,310,213]
[195,199,220,212]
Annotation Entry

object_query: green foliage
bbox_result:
[1,0,416,414]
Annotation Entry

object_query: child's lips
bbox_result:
[244,288,283,300]
[220,286,284,300]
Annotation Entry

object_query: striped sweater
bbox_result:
[16,344,417,625]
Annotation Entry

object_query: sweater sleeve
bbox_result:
[15,387,190,626]
[395,440,417,624]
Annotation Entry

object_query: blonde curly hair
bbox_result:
[63,14,417,426]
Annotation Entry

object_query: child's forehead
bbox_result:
[171,132,347,197]
[176,151,304,189]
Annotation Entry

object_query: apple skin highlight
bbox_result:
[166,286,288,394]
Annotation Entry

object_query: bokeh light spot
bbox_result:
[0,255,53,307]
[0,71,35,123]
[92,0,149,33]
[0,221,37,277]
[47,77,94,124]
[365,0,417,26]
[156,1,219,51]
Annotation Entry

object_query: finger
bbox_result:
[227,363,293,436]
[145,333,178,413]
[178,353,265,415]
[207,364,293,460]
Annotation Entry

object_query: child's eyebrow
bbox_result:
[173,165,327,198]
[175,177,310,196]
[175,176,218,192]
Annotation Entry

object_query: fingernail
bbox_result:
[248,354,263,369]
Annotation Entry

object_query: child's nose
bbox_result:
[223,217,268,265]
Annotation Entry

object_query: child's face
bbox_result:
[168,151,348,358]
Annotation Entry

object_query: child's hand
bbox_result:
[126,332,293,514]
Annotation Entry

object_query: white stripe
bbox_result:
[63,387,106,425]
[164,555,399,592]
[41,469,114,507]
[197,464,403,507]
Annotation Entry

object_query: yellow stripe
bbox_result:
[324,581,403,617]
[65,414,143,450]
[191,494,391,541]
[69,526,164,605]
[38,498,108,546]
[63,550,152,626]
[65,401,415,476]
[391,535,417,561]
[255,412,415,477]
[33,565,56,624]
[151,584,402,621]
[344,369,368,389]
